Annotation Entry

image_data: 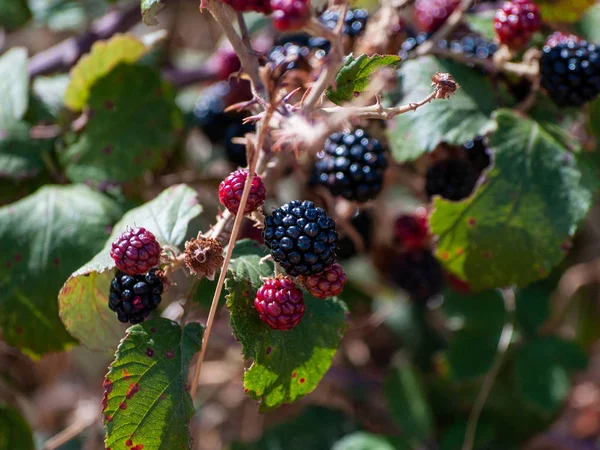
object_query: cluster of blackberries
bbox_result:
[320,8,369,38]
[399,32,497,61]
[425,136,491,202]
[191,81,254,168]
[311,128,389,203]
[268,34,330,71]
[109,227,164,324]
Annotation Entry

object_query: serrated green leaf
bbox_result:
[103,319,203,450]
[326,54,401,105]
[384,363,434,444]
[141,0,165,26]
[59,184,202,352]
[514,336,588,412]
[65,35,147,111]
[61,63,183,184]
[0,404,34,450]
[387,56,498,163]
[0,0,31,30]
[229,239,273,283]
[0,47,29,124]
[430,110,597,291]
[332,432,400,450]
[0,184,122,358]
[225,243,348,409]
[232,406,356,450]
[576,4,600,43]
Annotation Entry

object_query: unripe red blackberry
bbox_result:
[546,31,582,48]
[109,268,163,324]
[493,0,541,50]
[222,0,272,14]
[110,226,161,275]
[254,276,305,330]
[219,169,266,215]
[414,0,459,33]
[298,262,347,299]
[271,0,311,31]
[394,208,429,250]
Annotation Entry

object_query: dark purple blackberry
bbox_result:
[224,121,255,168]
[314,129,388,203]
[108,269,163,324]
[262,200,338,276]
[438,34,498,60]
[320,8,369,38]
[425,159,478,201]
[540,39,600,107]
[268,42,312,71]
[399,32,432,59]
[463,136,492,174]
[387,250,444,301]
[336,211,373,260]
[192,82,236,143]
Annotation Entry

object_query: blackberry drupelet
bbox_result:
[109,269,163,324]
[425,159,478,201]
[463,136,492,174]
[493,0,541,50]
[254,276,305,330]
[298,262,347,299]
[110,226,161,275]
[540,38,600,107]
[218,169,266,215]
[263,200,338,276]
[387,250,444,301]
[320,8,369,38]
[314,129,388,202]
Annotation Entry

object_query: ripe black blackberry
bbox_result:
[320,8,369,38]
[337,211,373,260]
[108,269,163,324]
[425,159,478,201]
[540,38,600,107]
[268,42,312,71]
[313,129,388,203]
[438,34,498,60]
[399,32,431,59]
[462,136,492,174]
[387,250,444,302]
[191,82,234,143]
[263,200,338,276]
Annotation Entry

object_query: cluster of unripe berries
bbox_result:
[218,170,347,331]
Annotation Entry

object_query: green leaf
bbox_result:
[0,47,29,124]
[332,432,399,450]
[0,0,31,30]
[515,277,555,336]
[326,54,401,105]
[141,0,166,26]
[0,404,34,450]
[387,56,498,163]
[30,75,70,122]
[0,121,52,182]
[225,243,348,409]
[465,10,495,41]
[430,110,597,291]
[514,336,588,412]
[447,330,501,380]
[61,63,183,184]
[64,35,147,111]
[103,319,203,450]
[576,4,600,43]
[384,363,434,444]
[232,406,356,450]
[439,420,495,450]
[0,184,122,358]
[59,184,202,352]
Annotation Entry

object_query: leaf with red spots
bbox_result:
[103,318,203,450]
[430,110,598,291]
[60,63,183,185]
[59,184,203,352]
[0,184,122,358]
[225,242,349,410]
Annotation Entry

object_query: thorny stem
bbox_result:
[302,3,348,110]
[462,288,515,450]
[237,12,253,52]
[190,106,275,401]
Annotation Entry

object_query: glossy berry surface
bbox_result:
[414,0,459,33]
[110,227,161,275]
[540,38,600,107]
[222,0,272,14]
[108,269,163,324]
[298,262,347,299]
[254,276,305,330]
[425,159,478,201]
[219,169,266,215]
[314,129,388,203]
[387,250,444,301]
[321,8,369,37]
[263,200,338,276]
[271,0,311,31]
[493,0,541,49]
[395,209,429,250]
